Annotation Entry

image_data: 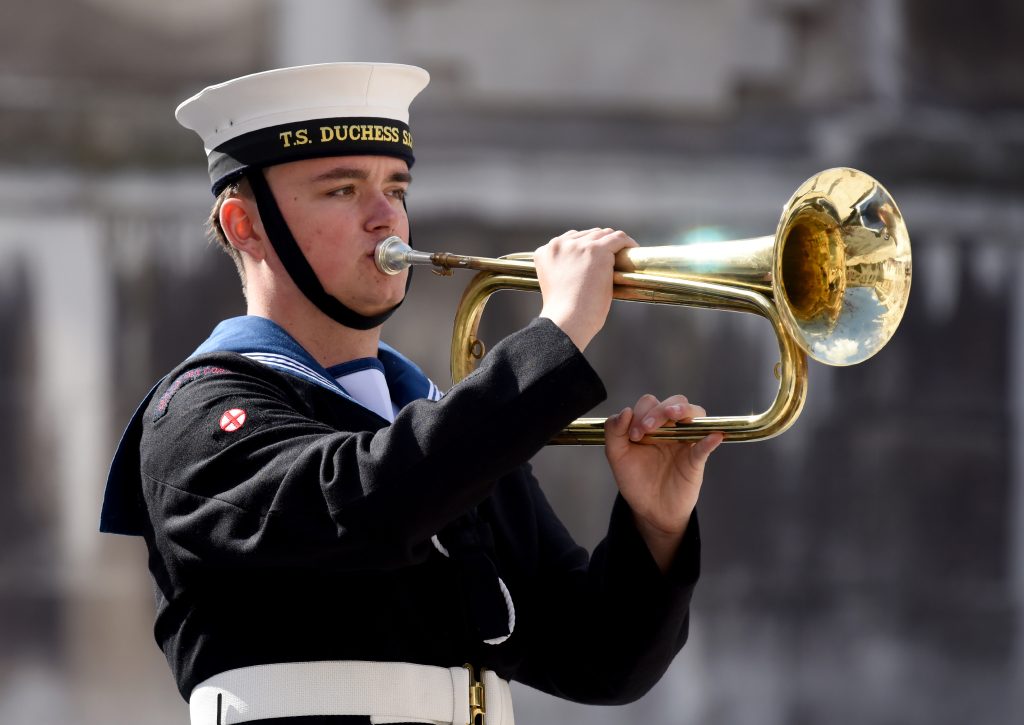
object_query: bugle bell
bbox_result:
[375,167,912,444]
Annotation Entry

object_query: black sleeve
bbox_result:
[505,474,700,705]
[140,319,605,572]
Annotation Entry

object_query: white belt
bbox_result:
[188,661,514,725]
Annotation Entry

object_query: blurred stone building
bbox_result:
[0,1,1021,723]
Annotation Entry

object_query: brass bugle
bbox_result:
[375,167,912,444]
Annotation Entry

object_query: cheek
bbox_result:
[275,198,321,248]
[292,215,343,260]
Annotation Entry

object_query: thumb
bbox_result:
[689,432,725,469]
[604,407,633,461]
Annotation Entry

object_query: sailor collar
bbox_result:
[193,316,442,406]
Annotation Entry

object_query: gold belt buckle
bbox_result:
[463,663,486,725]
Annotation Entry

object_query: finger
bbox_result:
[592,229,638,253]
[672,403,707,423]
[540,229,606,257]
[567,228,602,239]
[540,229,585,250]
[615,232,639,250]
[657,394,692,418]
[631,394,698,441]
[632,393,664,420]
[629,394,663,441]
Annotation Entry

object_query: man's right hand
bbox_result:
[535,228,638,351]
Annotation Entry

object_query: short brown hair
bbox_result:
[207,177,252,292]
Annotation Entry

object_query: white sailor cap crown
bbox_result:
[175,62,430,194]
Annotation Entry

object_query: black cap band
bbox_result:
[245,170,409,331]
[211,116,414,194]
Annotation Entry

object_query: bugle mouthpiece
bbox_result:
[375,236,414,275]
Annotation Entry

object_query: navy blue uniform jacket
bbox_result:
[100,317,701,704]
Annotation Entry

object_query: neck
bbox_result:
[246,289,381,368]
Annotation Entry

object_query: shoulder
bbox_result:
[145,352,313,423]
[137,352,331,467]
[135,352,339,497]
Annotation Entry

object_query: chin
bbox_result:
[353,292,406,317]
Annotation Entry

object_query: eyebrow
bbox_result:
[309,166,412,184]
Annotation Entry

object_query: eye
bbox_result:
[388,187,409,202]
[328,185,356,198]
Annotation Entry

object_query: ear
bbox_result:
[220,197,267,262]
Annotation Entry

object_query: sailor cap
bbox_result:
[175,62,430,194]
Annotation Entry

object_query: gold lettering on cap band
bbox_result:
[280,124,413,149]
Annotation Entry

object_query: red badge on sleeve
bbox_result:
[219,408,247,432]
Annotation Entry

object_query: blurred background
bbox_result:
[1,0,1022,723]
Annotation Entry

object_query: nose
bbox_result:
[364,190,403,234]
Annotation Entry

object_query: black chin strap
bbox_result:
[246,170,410,331]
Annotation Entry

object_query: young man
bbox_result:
[100,63,723,725]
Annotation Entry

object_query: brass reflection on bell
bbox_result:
[375,167,912,443]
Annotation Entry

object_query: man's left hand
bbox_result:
[604,394,724,573]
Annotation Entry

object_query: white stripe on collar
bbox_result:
[242,352,343,395]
